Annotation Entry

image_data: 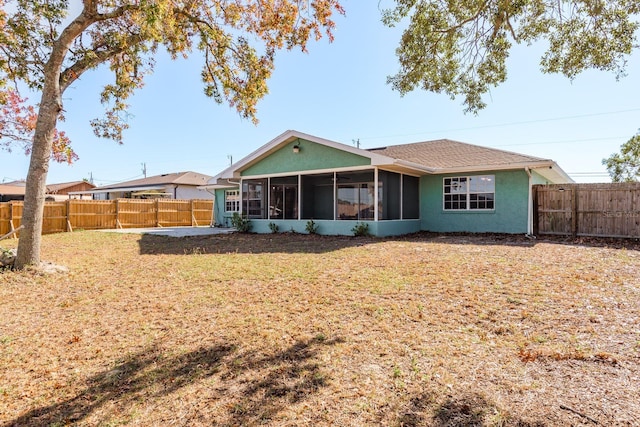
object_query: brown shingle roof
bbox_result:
[46,181,95,192]
[0,184,26,195]
[95,172,212,190]
[368,139,550,170]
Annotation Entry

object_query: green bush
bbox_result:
[305,220,319,235]
[230,213,252,233]
[351,222,370,237]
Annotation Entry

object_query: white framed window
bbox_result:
[443,175,495,210]
[225,190,240,212]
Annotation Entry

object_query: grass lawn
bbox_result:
[1,231,639,426]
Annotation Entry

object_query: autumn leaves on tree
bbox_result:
[0,0,343,268]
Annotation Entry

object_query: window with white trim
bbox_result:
[225,189,240,212]
[443,175,495,210]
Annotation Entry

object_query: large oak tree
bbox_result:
[383,0,640,113]
[603,133,640,182]
[1,0,342,269]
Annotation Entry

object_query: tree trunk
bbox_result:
[12,6,93,270]
[14,82,62,269]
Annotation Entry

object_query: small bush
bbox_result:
[305,220,319,235]
[268,222,279,233]
[230,213,252,233]
[351,222,370,237]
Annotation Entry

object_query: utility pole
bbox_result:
[352,138,360,149]
[227,155,233,166]
[141,163,147,178]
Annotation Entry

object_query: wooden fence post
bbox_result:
[66,199,73,232]
[155,199,159,227]
[571,186,578,237]
[9,202,16,239]
[191,200,196,226]
[116,199,122,229]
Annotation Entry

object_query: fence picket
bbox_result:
[0,199,214,237]
[534,183,640,238]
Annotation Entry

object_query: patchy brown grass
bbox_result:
[1,231,639,426]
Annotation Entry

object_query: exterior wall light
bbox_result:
[292,144,301,153]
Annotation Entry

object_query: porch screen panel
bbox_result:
[242,179,267,219]
[379,170,401,220]
[301,174,334,220]
[402,175,420,219]
[336,171,375,221]
[270,176,298,219]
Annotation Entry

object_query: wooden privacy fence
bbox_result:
[533,183,640,238]
[0,199,214,237]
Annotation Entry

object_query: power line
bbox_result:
[493,136,628,147]
[358,107,640,142]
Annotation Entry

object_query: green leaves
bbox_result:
[385,0,640,113]
[603,133,640,182]
[1,0,344,146]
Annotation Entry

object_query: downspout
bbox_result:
[525,168,535,238]
[204,188,216,227]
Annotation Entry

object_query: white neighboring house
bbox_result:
[69,171,214,200]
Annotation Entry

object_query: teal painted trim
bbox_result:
[245,219,421,237]
[421,170,529,233]
[242,138,371,176]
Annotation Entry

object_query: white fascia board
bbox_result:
[390,159,438,174]
[430,161,553,175]
[240,165,376,180]
[69,185,166,195]
[530,163,575,183]
[426,160,573,183]
[198,183,239,190]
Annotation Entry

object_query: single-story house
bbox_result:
[202,130,573,236]
[70,171,214,200]
[0,184,27,202]
[46,180,96,201]
[0,180,92,202]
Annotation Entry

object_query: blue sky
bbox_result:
[2,1,639,185]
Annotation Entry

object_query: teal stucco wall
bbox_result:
[241,219,421,236]
[214,188,237,227]
[242,138,371,176]
[421,169,530,234]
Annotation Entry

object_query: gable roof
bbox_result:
[368,139,548,170]
[207,130,573,185]
[47,181,96,193]
[211,130,393,182]
[94,171,212,191]
[0,184,26,196]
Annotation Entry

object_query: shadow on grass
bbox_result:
[136,231,639,257]
[398,392,546,427]
[137,232,377,255]
[6,336,341,426]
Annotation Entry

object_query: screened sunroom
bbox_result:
[239,169,419,224]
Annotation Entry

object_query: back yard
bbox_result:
[1,232,638,426]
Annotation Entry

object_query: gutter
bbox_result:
[525,167,534,237]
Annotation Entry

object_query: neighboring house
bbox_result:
[0,184,27,202]
[46,180,96,201]
[70,171,214,200]
[203,130,573,235]
[0,180,81,202]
